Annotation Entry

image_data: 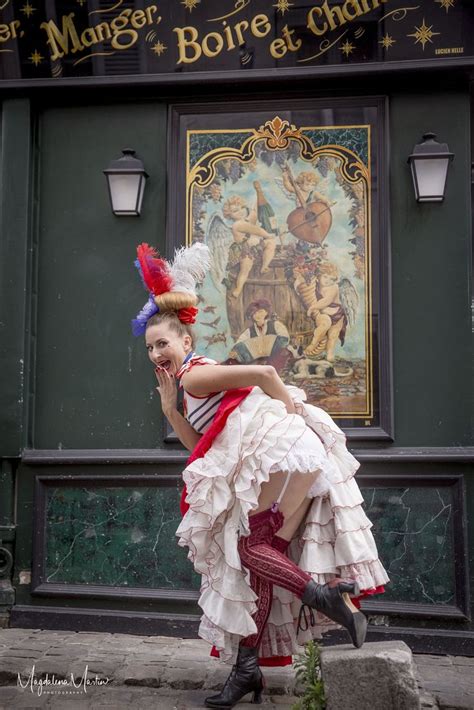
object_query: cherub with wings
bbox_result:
[279,168,332,209]
[206,195,277,299]
[294,261,359,362]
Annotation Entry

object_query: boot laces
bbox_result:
[297,604,315,633]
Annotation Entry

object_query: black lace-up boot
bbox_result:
[204,646,264,708]
[301,578,367,648]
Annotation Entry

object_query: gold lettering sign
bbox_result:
[40,6,160,62]
[0,0,469,81]
[307,0,388,37]
[173,13,271,64]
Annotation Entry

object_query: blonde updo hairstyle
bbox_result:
[153,290,197,311]
[145,310,195,349]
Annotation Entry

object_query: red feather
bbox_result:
[136,243,173,295]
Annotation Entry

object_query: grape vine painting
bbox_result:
[169,100,392,438]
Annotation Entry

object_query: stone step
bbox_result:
[321,641,424,710]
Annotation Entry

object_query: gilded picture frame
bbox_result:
[166,98,392,441]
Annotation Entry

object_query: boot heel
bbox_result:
[252,689,263,704]
[339,581,360,596]
[342,591,360,614]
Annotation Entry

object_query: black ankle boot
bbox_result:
[204,646,264,708]
[301,579,367,648]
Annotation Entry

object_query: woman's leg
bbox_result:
[239,536,291,650]
[241,470,367,648]
[238,507,312,597]
[251,469,318,521]
[277,494,313,541]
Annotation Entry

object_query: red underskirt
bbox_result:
[179,385,384,666]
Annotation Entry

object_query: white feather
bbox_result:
[169,243,211,294]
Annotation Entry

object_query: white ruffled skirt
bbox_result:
[175,385,389,662]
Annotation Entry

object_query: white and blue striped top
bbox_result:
[176,353,224,434]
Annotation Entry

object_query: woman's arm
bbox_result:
[165,408,203,451]
[182,364,296,414]
[155,367,202,451]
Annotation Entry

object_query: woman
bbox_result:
[132,242,389,709]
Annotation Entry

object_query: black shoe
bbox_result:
[301,578,367,648]
[204,646,264,708]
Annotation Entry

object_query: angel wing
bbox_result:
[339,277,359,328]
[206,212,233,294]
[274,176,296,203]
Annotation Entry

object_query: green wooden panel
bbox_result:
[35,480,459,606]
[389,90,472,446]
[364,485,455,605]
[45,485,199,591]
[34,102,168,448]
[0,99,31,456]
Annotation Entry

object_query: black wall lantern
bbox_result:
[103,149,149,216]
[408,133,454,203]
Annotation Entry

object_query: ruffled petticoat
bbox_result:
[175,385,389,662]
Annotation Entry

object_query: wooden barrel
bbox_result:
[226,257,315,345]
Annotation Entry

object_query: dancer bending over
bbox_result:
[131,242,389,709]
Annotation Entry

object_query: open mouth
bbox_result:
[156,360,171,371]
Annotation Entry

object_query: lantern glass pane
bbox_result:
[413,158,449,201]
[108,173,141,214]
[136,175,146,214]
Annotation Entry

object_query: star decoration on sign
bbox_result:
[20,2,36,17]
[273,0,294,14]
[407,19,440,50]
[379,33,396,51]
[181,0,200,11]
[152,40,167,56]
[340,39,355,57]
[29,50,43,66]
[435,0,455,11]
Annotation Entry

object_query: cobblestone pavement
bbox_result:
[0,628,472,709]
[414,654,474,710]
[0,629,297,709]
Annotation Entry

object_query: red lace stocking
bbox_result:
[239,571,273,649]
[239,509,310,649]
[238,509,311,598]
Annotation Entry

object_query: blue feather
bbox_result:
[131,294,159,336]
[134,258,148,291]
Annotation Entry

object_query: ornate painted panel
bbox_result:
[168,98,392,439]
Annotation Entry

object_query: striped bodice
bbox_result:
[176,353,224,434]
[183,389,225,434]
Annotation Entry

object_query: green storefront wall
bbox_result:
[0,81,473,650]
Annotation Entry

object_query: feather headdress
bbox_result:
[132,242,211,335]
[135,243,173,296]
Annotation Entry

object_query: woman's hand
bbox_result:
[285,401,297,415]
[294,401,305,416]
[155,366,178,416]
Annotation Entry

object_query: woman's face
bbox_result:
[252,308,268,327]
[145,322,191,375]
